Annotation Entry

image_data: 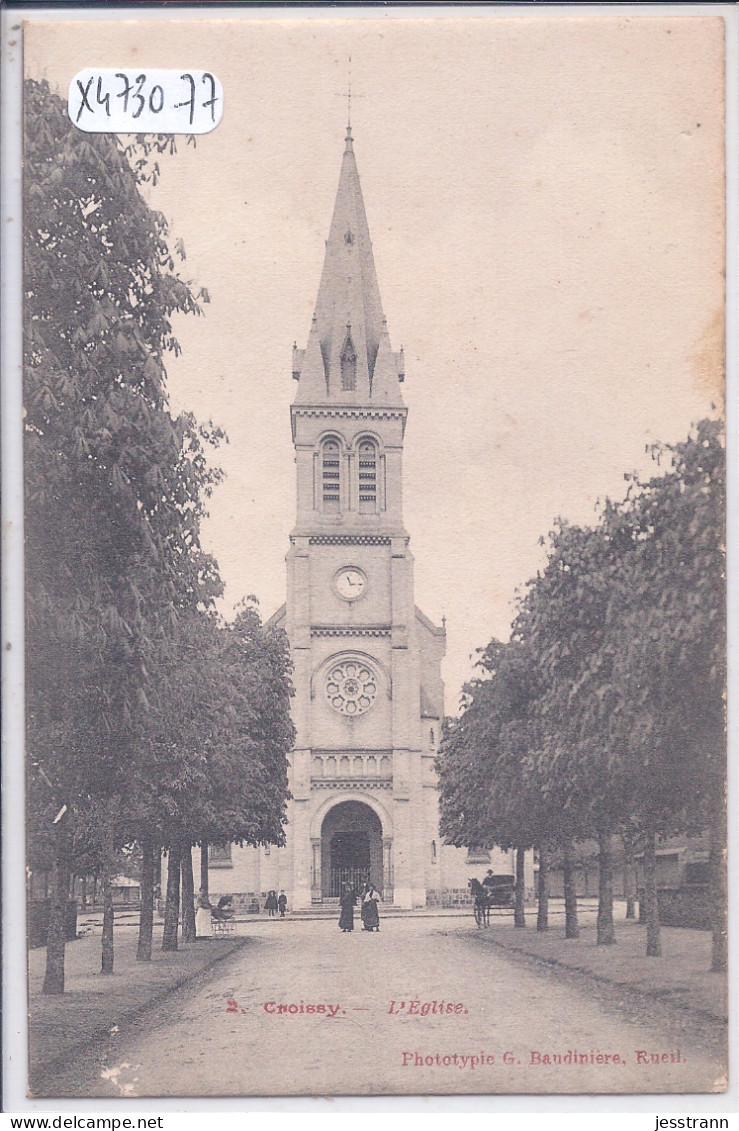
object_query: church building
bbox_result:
[196,125,515,909]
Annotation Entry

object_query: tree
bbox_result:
[438,640,547,928]
[24,78,222,988]
[607,420,725,965]
[519,423,724,958]
[515,518,636,945]
[129,603,294,957]
[439,419,724,965]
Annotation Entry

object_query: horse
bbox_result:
[469,878,491,927]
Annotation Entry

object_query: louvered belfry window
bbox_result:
[358,440,377,513]
[322,439,341,512]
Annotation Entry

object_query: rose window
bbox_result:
[325,660,377,717]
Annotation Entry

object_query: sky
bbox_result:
[25,12,726,708]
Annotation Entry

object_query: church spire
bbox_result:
[293,127,405,406]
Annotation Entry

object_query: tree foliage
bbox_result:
[25,79,222,840]
[130,601,294,854]
[438,639,543,854]
[609,420,725,836]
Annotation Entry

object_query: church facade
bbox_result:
[196,126,515,909]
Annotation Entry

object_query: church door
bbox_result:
[329,830,370,897]
[319,800,384,899]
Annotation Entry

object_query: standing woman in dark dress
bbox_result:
[338,884,356,932]
[362,883,380,932]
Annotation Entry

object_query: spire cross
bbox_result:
[334,56,366,129]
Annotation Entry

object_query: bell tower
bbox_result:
[196,123,518,911]
[280,125,445,910]
[290,124,408,529]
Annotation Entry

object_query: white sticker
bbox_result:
[69,69,223,134]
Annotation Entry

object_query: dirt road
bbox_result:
[43,916,726,1098]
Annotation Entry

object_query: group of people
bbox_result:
[194,888,290,936]
[195,883,385,934]
[338,882,380,933]
[264,890,288,918]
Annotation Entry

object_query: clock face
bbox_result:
[334,566,367,601]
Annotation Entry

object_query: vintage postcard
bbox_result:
[10,7,730,1102]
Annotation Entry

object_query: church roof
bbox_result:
[265,603,286,631]
[415,605,446,637]
[293,126,405,407]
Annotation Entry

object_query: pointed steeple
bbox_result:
[293,126,405,406]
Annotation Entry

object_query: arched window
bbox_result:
[340,330,357,391]
[322,439,341,513]
[358,439,377,513]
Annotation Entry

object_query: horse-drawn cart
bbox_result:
[469,875,515,926]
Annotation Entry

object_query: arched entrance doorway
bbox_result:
[320,801,383,899]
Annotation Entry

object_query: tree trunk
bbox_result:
[101,872,114,974]
[137,838,155,962]
[596,828,616,945]
[709,811,727,973]
[200,841,209,902]
[643,830,662,957]
[181,845,196,944]
[622,834,637,920]
[162,843,182,951]
[536,845,549,931]
[563,843,579,939]
[80,875,87,909]
[42,851,68,995]
[514,847,526,928]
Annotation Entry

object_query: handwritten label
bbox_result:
[69,69,223,134]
